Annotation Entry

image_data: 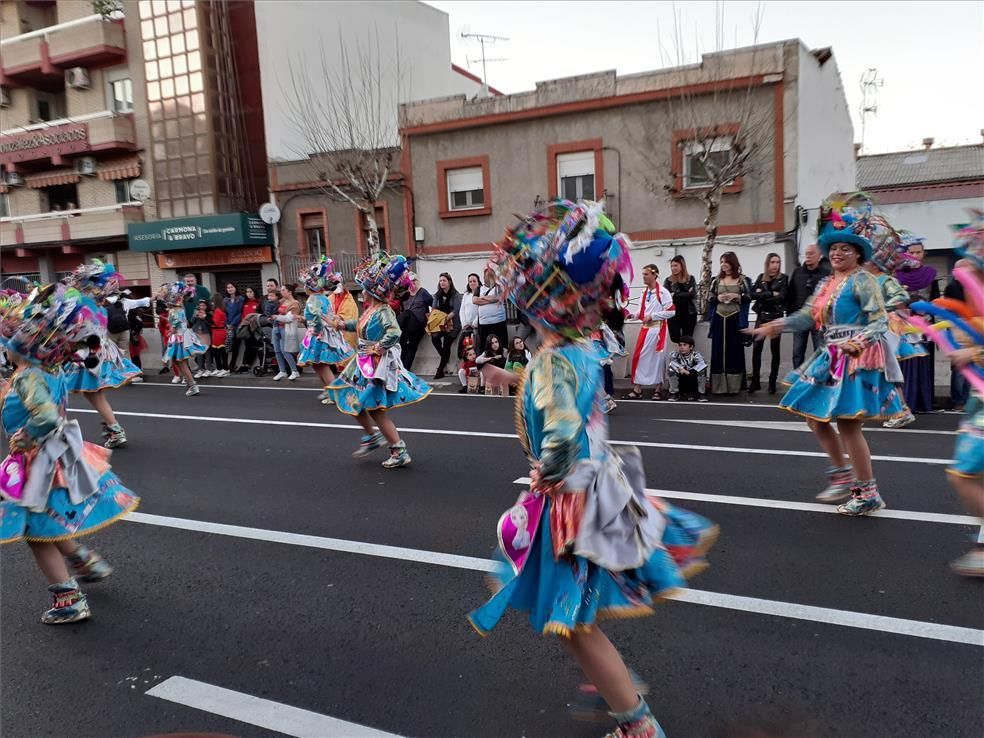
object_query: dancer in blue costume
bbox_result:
[468,200,718,738]
[296,257,354,405]
[750,193,906,516]
[857,224,927,430]
[62,261,142,448]
[0,285,139,624]
[160,281,207,396]
[327,252,430,468]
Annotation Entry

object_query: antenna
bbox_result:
[460,30,509,96]
[858,68,883,153]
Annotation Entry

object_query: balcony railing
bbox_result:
[281,252,364,288]
[2,202,144,245]
[0,15,125,85]
[0,111,136,166]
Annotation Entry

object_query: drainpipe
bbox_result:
[602,146,622,229]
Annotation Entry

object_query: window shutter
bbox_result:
[447,167,483,193]
[557,151,595,179]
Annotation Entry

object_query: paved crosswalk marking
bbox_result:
[147,676,402,737]
[68,408,951,465]
[511,478,977,526]
[125,511,984,648]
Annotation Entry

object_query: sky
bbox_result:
[425,0,984,155]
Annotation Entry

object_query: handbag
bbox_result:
[425,308,450,335]
[0,451,27,502]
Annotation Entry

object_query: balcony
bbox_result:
[0,111,137,168]
[0,15,125,89]
[2,203,145,246]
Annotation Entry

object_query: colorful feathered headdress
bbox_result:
[952,209,984,270]
[302,255,343,293]
[63,259,124,298]
[354,252,413,302]
[0,283,106,367]
[161,281,195,307]
[491,199,633,339]
[817,192,898,262]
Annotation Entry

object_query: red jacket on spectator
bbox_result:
[211,307,228,348]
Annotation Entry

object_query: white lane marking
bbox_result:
[68,408,951,465]
[147,676,402,738]
[512,478,977,526]
[125,511,984,647]
[127,511,496,572]
[659,418,957,436]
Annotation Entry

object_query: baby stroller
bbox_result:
[237,315,279,377]
[251,326,279,376]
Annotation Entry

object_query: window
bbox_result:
[42,184,78,212]
[304,226,326,259]
[446,167,484,211]
[110,78,134,113]
[114,180,134,204]
[0,194,9,218]
[557,151,595,201]
[683,138,734,189]
[34,91,66,123]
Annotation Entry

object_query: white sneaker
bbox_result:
[218,369,231,377]
[130,376,144,383]
[273,372,287,381]
[185,384,200,396]
[171,375,182,384]
[193,370,205,379]
[288,371,300,381]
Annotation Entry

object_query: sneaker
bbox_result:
[288,371,300,381]
[193,370,206,379]
[317,388,332,401]
[273,372,287,381]
[41,579,90,625]
[837,481,886,516]
[67,545,113,583]
[382,441,411,469]
[103,423,127,449]
[352,432,384,459]
[321,397,335,405]
[185,384,200,397]
[602,395,617,414]
[883,413,915,429]
[667,393,680,402]
[816,466,853,503]
[130,375,144,383]
[171,375,183,384]
[950,549,984,577]
[570,671,650,722]
[697,394,709,403]
[219,369,231,377]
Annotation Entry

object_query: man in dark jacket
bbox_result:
[182,273,211,322]
[398,272,432,370]
[787,243,832,369]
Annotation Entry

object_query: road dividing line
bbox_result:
[68,408,951,465]
[125,512,984,648]
[659,418,957,436]
[511,478,978,526]
[147,676,402,737]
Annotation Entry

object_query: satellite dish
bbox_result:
[259,202,281,225]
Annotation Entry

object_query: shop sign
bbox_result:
[0,123,90,165]
[128,213,272,251]
[155,246,273,269]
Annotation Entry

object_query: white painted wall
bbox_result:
[876,197,980,251]
[795,45,856,253]
[254,0,485,161]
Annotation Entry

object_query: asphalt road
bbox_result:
[1,380,981,738]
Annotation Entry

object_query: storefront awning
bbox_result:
[25,171,80,189]
[97,156,141,181]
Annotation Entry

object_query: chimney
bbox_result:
[854,143,862,159]
[980,128,984,143]
[922,137,934,150]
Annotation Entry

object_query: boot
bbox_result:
[41,579,90,625]
[768,377,777,394]
[66,544,113,583]
[748,378,761,393]
[352,432,384,459]
[837,480,886,516]
[816,466,853,503]
[103,423,127,449]
[381,440,411,469]
[603,696,665,738]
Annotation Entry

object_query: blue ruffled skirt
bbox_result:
[468,499,716,637]
[950,395,984,478]
[163,329,207,364]
[1,470,139,544]
[297,330,355,367]
[328,358,431,416]
[63,357,140,393]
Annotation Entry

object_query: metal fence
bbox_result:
[280,252,363,287]
[0,273,41,291]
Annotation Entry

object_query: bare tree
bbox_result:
[283,28,407,254]
[633,4,779,313]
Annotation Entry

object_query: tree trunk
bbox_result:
[697,193,720,317]
[362,205,381,254]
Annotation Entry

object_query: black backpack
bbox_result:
[106,301,129,334]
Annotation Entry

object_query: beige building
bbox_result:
[399,40,856,290]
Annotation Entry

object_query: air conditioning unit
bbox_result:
[65,67,91,90]
[0,87,10,109]
[4,171,25,187]
[73,156,98,176]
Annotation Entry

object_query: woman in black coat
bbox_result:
[430,272,462,379]
[664,255,698,342]
[749,252,789,394]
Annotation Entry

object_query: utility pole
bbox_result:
[858,68,883,153]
